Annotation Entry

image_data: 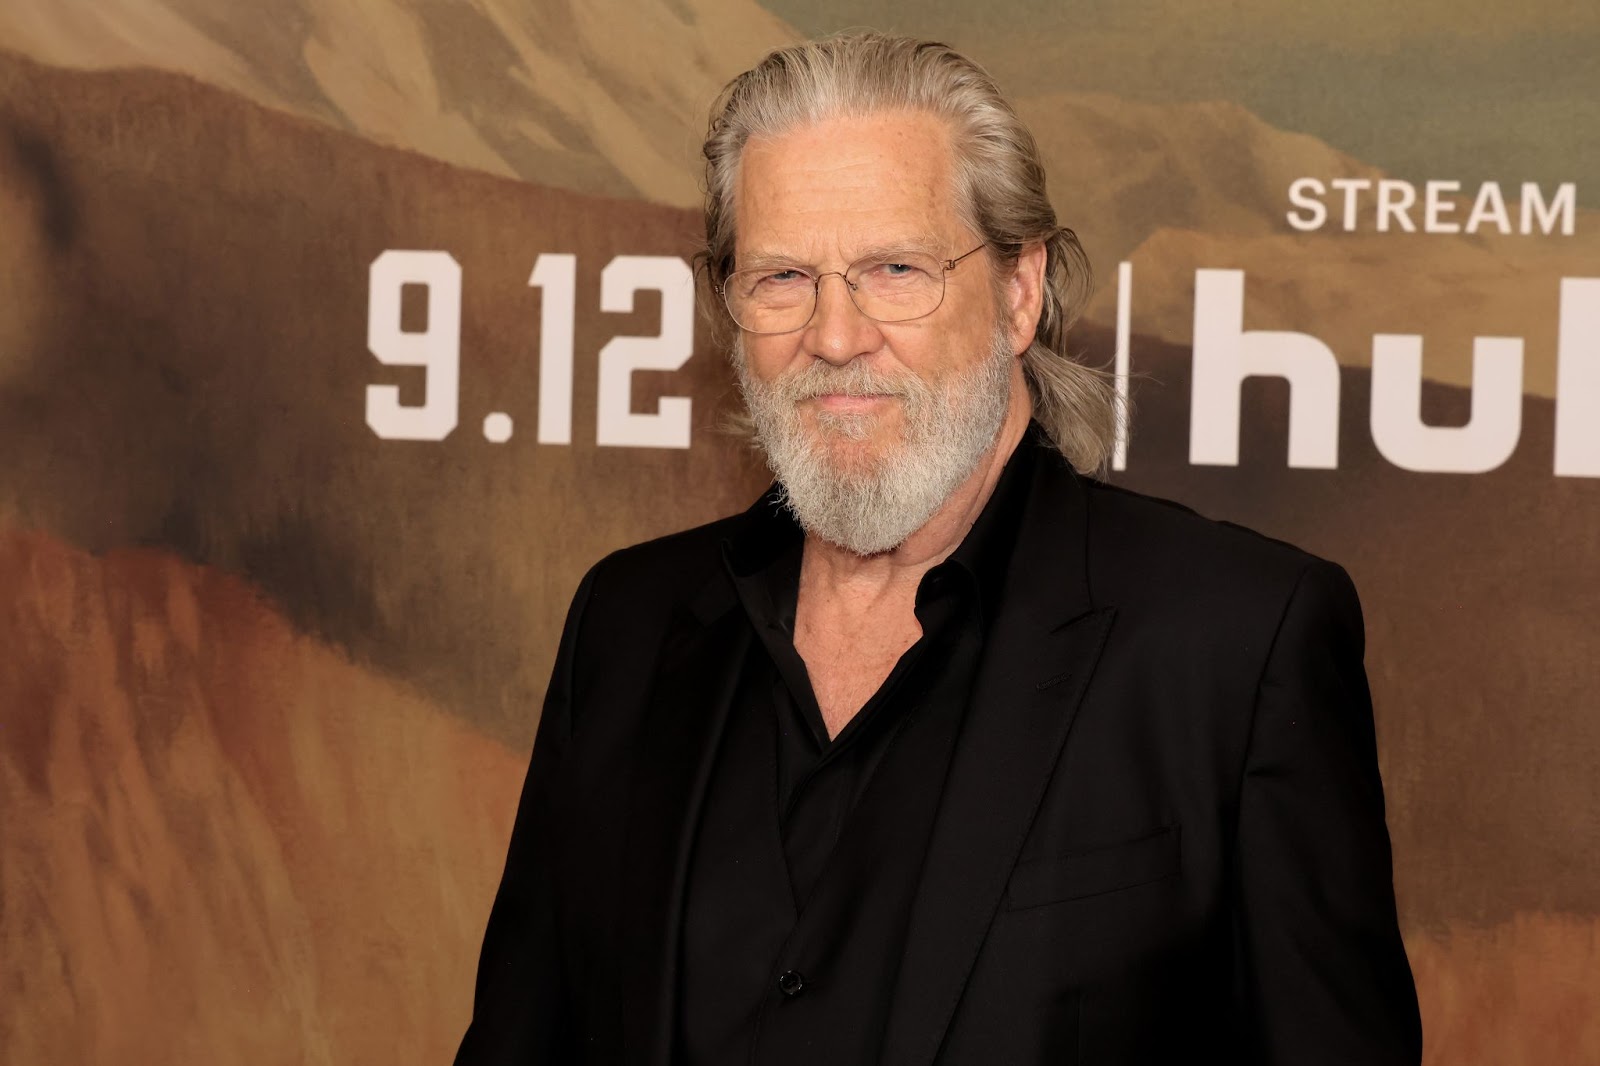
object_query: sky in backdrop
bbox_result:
[761,0,1600,201]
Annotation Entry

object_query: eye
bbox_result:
[759,268,809,285]
[860,259,931,284]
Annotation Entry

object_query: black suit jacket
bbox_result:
[457,443,1422,1065]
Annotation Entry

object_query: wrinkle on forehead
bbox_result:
[738,236,949,272]
[733,110,965,270]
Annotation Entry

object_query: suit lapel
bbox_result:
[618,569,750,1066]
[881,452,1115,1066]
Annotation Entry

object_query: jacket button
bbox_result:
[776,970,806,997]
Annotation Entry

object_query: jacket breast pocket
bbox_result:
[1005,824,1181,911]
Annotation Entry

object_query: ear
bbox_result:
[1004,240,1048,355]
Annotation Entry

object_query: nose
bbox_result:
[802,271,881,366]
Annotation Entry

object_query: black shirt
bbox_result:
[676,434,1036,1066]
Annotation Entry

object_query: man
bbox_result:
[457,33,1421,1066]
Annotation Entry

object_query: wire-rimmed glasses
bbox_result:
[719,243,988,335]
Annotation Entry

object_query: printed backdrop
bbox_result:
[1,2,1597,1063]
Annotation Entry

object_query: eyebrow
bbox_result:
[737,234,948,271]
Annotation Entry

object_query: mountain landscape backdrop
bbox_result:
[1,2,1596,1062]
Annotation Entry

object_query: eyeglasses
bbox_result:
[718,243,988,335]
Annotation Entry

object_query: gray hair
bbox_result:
[699,31,1121,475]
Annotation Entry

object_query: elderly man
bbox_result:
[456,33,1421,1066]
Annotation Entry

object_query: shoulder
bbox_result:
[571,507,752,630]
[1077,476,1357,632]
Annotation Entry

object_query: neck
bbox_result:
[800,377,1032,596]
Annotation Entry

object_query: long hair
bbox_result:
[699,32,1121,474]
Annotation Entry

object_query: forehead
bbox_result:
[734,109,963,261]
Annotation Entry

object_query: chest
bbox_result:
[794,606,922,738]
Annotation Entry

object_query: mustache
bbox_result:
[761,359,925,402]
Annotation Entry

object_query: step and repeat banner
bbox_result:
[1,2,1595,1063]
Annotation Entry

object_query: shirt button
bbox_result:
[776,970,806,997]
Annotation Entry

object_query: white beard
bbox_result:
[734,329,1015,555]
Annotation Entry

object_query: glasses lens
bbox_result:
[849,253,945,323]
[725,268,815,334]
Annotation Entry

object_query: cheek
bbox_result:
[871,328,947,381]
[951,282,1005,344]
[741,336,804,380]
[898,303,999,377]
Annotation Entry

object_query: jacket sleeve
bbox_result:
[454,564,599,1066]
[1231,560,1423,1064]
